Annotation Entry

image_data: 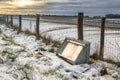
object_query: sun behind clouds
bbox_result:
[12,0,35,7]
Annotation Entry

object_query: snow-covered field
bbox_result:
[10,17,120,62]
[12,18,75,33]
[0,24,120,80]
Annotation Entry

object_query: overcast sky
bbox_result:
[0,0,120,16]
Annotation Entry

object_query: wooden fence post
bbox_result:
[6,15,8,24]
[99,17,106,60]
[36,14,40,39]
[18,15,22,33]
[77,12,84,40]
[11,15,13,29]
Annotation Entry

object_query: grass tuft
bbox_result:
[40,34,61,47]
[48,48,55,53]
[0,29,2,35]
[42,70,63,78]
[90,53,99,60]
[39,47,46,51]
[103,59,120,67]
[100,67,108,76]
[13,25,19,31]
[24,28,33,35]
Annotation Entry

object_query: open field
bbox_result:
[8,16,120,62]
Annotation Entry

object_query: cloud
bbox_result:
[0,0,120,15]
[42,0,120,16]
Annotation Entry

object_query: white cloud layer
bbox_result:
[0,0,120,16]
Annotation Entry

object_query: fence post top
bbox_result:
[102,17,106,19]
[36,14,40,16]
[78,12,84,15]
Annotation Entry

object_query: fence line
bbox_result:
[0,13,120,63]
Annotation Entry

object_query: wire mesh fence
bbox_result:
[83,18,101,56]
[104,19,120,62]
[7,15,78,41]
[40,16,78,41]
[2,14,120,63]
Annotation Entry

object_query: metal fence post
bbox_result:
[77,12,84,40]
[18,15,22,33]
[36,14,40,39]
[99,17,106,60]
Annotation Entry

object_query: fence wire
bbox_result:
[38,16,78,41]
[104,19,120,62]
[8,15,78,42]
[6,15,120,62]
[83,18,101,55]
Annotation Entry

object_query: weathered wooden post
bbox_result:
[77,12,84,40]
[99,17,106,60]
[18,15,22,33]
[36,14,40,39]
[6,15,8,24]
[11,15,13,29]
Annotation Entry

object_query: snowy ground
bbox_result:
[0,24,120,80]
[10,18,120,62]
[43,25,120,62]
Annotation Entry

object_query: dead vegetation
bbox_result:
[90,53,99,60]
[90,46,120,67]
[0,29,2,34]
[91,53,120,67]
[40,34,61,47]
[48,48,55,53]
[24,28,35,35]
[39,47,46,51]
[103,59,120,67]
[5,21,120,67]
[100,67,108,76]
[6,23,60,48]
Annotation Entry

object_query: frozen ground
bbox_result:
[12,18,75,33]
[11,18,120,62]
[0,24,120,80]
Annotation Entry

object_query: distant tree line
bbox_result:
[0,16,6,21]
[106,14,120,18]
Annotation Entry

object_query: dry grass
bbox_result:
[91,54,120,67]
[90,45,120,67]
[103,59,120,67]
[52,40,61,47]
[5,23,60,47]
[90,46,99,60]
[23,28,35,35]
[42,35,52,45]
[48,48,55,53]
[90,53,99,60]
[6,22,11,28]
[40,34,61,47]
[39,47,46,51]
[0,28,2,35]
[91,53,120,67]
[100,67,108,76]
[24,28,32,35]
[13,25,19,31]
